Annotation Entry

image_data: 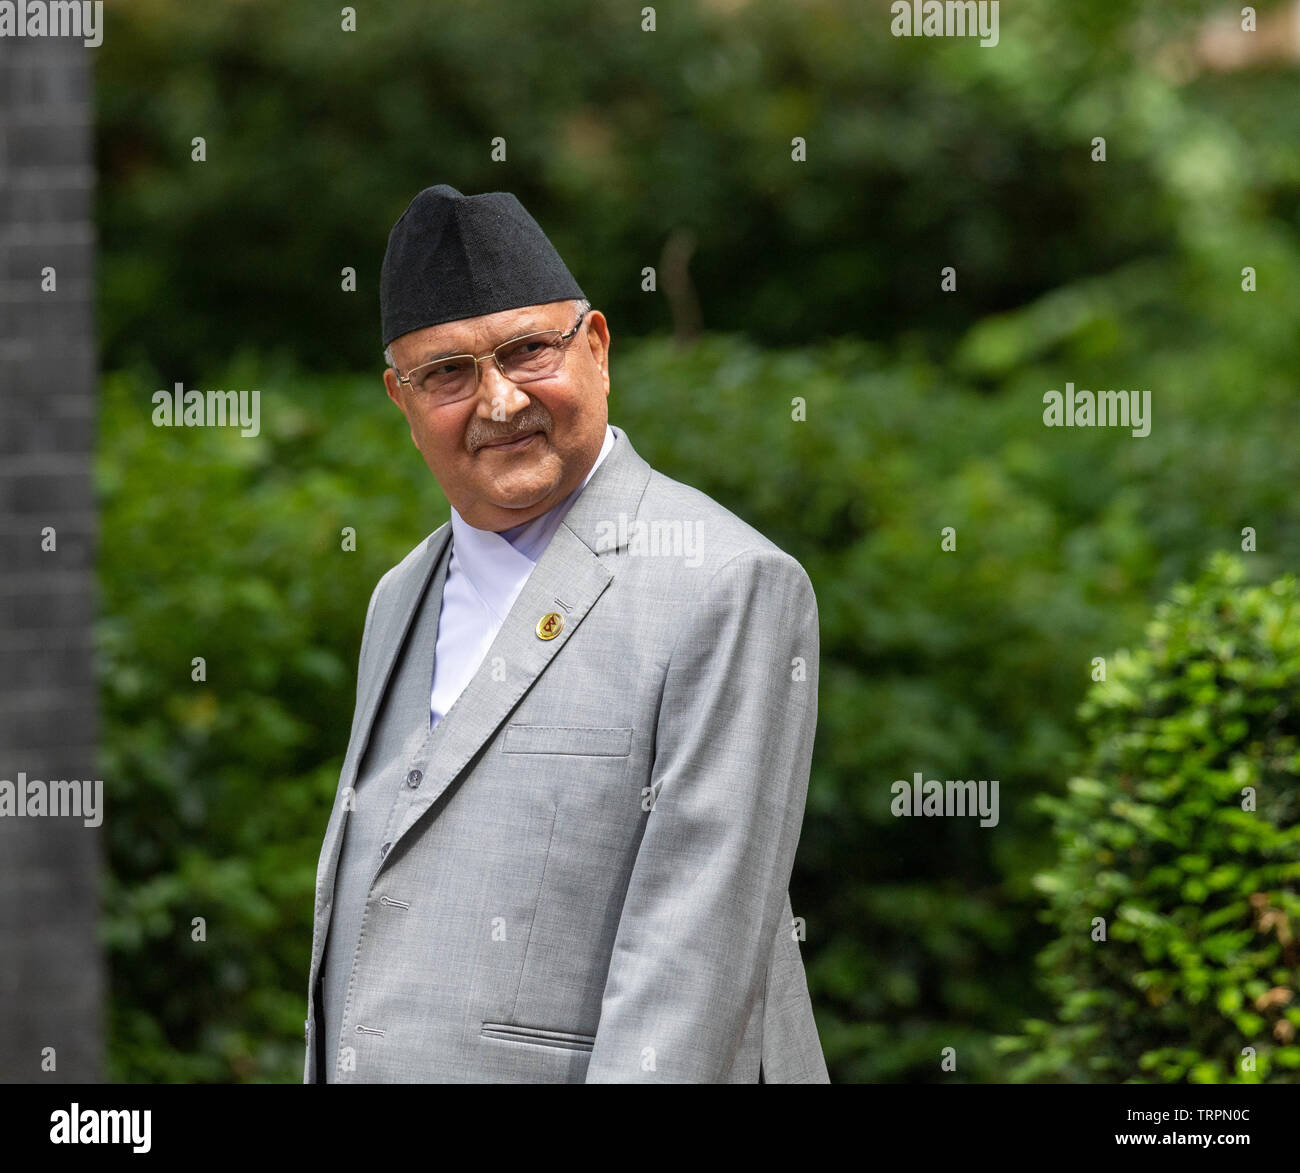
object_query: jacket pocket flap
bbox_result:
[480,1022,596,1051]
[502,724,633,757]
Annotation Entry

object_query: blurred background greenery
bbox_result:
[94,0,1300,1082]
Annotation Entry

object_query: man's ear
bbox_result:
[383,366,403,410]
[584,310,611,392]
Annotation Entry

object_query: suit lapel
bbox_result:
[315,525,451,908]
[349,526,451,785]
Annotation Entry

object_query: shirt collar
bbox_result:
[448,424,617,613]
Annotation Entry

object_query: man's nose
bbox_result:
[474,362,531,419]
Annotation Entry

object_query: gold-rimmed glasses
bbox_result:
[394,307,589,405]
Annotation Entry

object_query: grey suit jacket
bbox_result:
[304,425,828,1082]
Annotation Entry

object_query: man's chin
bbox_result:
[479,477,564,516]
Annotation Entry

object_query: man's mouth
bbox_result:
[479,429,542,452]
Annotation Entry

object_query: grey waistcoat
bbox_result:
[318,538,453,1081]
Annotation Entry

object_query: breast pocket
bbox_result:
[501,724,633,757]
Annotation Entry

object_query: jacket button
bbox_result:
[407,769,422,787]
[380,842,390,857]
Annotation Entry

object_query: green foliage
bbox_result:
[95,0,1262,375]
[93,0,1300,1083]
[99,307,1300,1079]
[97,364,446,1082]
[1002,555,1300,1083]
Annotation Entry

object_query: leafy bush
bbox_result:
[91,0,1300,1085]
[96,0,1255,374]
[98,318,1300,1081]
[1003,554,1300,1083]
[97,362,446,1081]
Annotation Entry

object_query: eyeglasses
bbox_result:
[394,307,589,405]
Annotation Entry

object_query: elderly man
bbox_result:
[304,184,828,1083]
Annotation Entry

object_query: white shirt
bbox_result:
[430,424,616,729]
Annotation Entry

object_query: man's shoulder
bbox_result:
[638,464,813,588]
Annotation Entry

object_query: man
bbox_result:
[304,184,828,1083]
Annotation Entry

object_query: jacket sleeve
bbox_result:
[584,547,820,1082]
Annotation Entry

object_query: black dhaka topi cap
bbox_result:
[380,184,585,348]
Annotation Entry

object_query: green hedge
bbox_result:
[96,0,1253,374]
[98,312,1299,1080]
[98,364,445,1081]
[91,0,1300,1083]
[1002,553,1300,1083]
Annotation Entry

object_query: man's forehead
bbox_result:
[397,301,568,360]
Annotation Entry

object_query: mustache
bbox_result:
[471,413,550,450]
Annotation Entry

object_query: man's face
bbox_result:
[383,300,611,532]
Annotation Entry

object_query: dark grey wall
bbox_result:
[0,35,103,1083]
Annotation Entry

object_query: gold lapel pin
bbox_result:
[536,611,564,641]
